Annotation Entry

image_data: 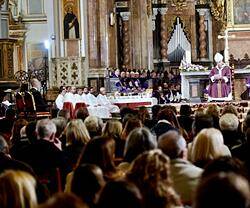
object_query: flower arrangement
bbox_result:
[179,60,208,72]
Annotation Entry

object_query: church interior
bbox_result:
[0,0,250,207]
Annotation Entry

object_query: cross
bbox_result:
[218,29,236,65]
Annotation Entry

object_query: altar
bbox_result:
[109,96,158,109]
[181,69,250,102]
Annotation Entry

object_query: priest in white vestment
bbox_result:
[55,86,66,110]
[63,86,77,107]
[82,87,110,118]
[97,87,120,113]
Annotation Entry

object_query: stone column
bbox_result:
[197,9,207,59]
[0,1,4,38]
[159,8,168,62]
[152,8,158,31]
[120,12,131,69]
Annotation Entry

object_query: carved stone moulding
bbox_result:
[229,54,250,69]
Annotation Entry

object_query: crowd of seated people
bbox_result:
[1,101,250,207]
[108,68,181,98]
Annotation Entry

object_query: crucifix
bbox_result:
[218,29,236,65]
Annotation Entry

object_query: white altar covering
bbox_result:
[109,96,158,106]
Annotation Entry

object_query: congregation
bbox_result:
[0,91,250,207]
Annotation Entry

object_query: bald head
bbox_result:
[31,78,41,90]
[100,87,106,95]
[158,130,187,159]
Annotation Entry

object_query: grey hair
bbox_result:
[158,130,186,159]
[36,119,57,140]
[124,127,157,162]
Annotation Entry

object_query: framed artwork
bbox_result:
[228,0,250,28]
[62,0,80,40]
[27,43,48,71]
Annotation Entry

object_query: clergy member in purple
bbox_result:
[208,53,231,99]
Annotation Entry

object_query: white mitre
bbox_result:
[214,53,223,63]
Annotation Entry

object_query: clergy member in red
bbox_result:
[208,53,231,100]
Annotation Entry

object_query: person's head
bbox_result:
[52,117,67,138]
[127,149,181,208]
[219,113,239,132]
[124,127,157,163]
[0,135,8,154]
[120,107,135,121]
[120,71,126,78]
[65,119,90,146]
[66,6,73,14]
[77,88,83,96]
[71,164,105,206]
[78,136,116,177]
[158,130,187,160]
[31,78,41,90]
[59,86,66,96]
[38,193,88,208]
[0,170,37,208]
[122,118,143,140]
[89,87,96,94]
[102,120,122,138]
[137,106,150,124]
[57,109,71,122]
[214,52,224,68]
[192,114,214,136]
[98,180,143,208]
[157,108,180,129]
[75,107,89,122]
[26,121,37,143]
[221,104,238,117]
[36,119,57,142]
[11,118,28,143]
[83,87,89,94]
[190,128,229,165]
[0,118,14,142]
[71,87,76,94]
[205,104,220,118]
[201,156,247,180]
[193,172,250,208]
[180,105,192,116]
[99,87,106,95]
[84,116,103,138]
[151,105,161,120]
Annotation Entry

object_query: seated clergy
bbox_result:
[82,87,110,118]
[97,87,120,113]
[55,86,66,110]
[63,86,77,107]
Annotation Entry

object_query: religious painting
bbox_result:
[62,0,80,40]
[27,43,48,71]
[228,0,250,27]
[233,0,250,25]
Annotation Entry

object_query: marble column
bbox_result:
[0,0,4,38]
[197,9,207,59]
[120,12,131,69]
[159,7,168,62]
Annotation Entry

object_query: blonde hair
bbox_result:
[102,120,122,138]
[219,113,239,131]
[190,128,229,163]
[0,170,37,208]
[66,119,90,145]
[84,116,103,133]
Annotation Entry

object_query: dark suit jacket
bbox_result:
[0,152,34,175]
[30,88,47,111]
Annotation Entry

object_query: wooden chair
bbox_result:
[23,92,51,119]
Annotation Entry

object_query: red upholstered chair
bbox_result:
[63,102,74,119]
[15,92,25,117]
[24,92,51,119]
